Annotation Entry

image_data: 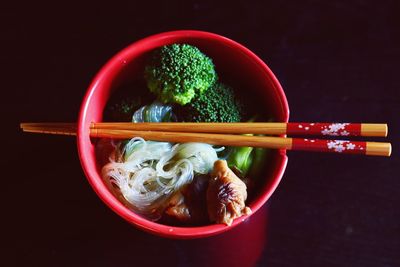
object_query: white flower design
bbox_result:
[322,128,331,135]
[327,141,337,149]
[330,123,345,132]
[341,130,350,136]
[346,143,355,150]
[326,140,353,153]
[321,123,349,136]
[335,144,345,152]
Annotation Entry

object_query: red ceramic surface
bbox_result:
[77,30,290,239]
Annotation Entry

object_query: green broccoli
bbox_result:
[180,83,242,122]
[145,44,217,105]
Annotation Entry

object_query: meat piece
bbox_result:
[207,160,252,225]
[164,188,191,222]
[183,174,210,224]
[164,175,210,225]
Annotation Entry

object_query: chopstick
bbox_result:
[21,122,388,137]
[20,122,392,157]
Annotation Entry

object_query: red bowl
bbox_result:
[77,30,289,239]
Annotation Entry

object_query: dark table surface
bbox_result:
[3,1,399,266]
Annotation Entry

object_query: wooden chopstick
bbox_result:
[20,122,388,137]
[20,123,392,157]
[22,128,77,136]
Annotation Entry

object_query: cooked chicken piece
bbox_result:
[164,188,191,222]
[207,160,252,225]
[164,175,210,224]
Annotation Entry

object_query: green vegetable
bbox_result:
[180,83,242,122]
[247,118,274,178]
[226,145,254,177]
[225,117,262,177]
[145,44,217,105]
[248,148,270,177]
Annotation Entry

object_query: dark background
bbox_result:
[2,1,399,266]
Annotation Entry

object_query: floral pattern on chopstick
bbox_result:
[287,123,361,136]
[321,123,350,136]
[292,138,367,154]
[326,140,356,153]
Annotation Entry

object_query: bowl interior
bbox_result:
[78,31,289,238]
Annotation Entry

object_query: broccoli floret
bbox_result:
[180,83,242,122]
[145,44,217,105]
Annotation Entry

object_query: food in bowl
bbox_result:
[97,43,272,226]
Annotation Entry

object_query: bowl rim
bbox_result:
[77,30,290,239]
